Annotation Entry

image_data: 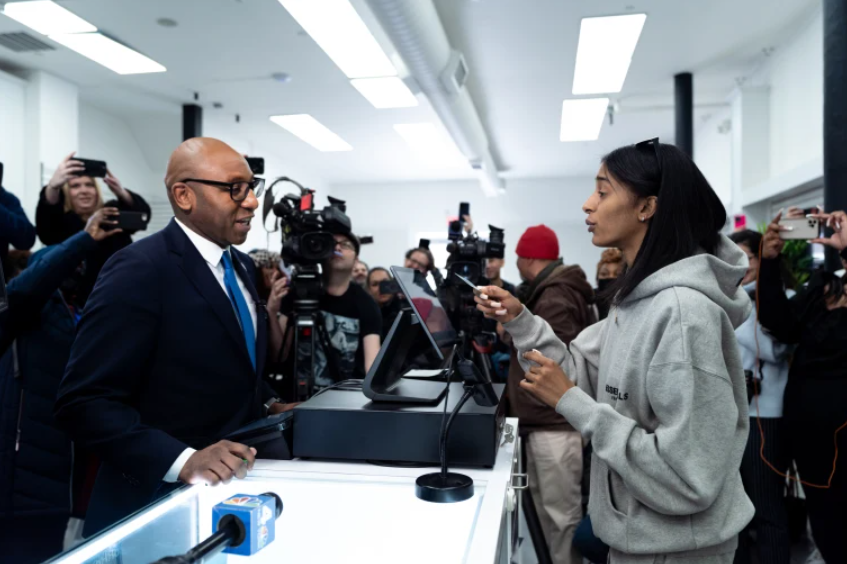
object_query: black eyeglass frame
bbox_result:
[181,177,265,202]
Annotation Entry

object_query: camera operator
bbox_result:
[758,208,847,564]
[0,209,122,564]
[367,267,404,339]
[728,229,794,564]
[277,233,381,389]
[35,152,151,305]
[485,258,516,295]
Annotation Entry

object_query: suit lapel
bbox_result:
[166,221,252,370]
[232,250,267,378]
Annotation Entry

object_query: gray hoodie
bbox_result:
[505,235,755,557]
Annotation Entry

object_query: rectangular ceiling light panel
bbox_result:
[270,114,353,152]
[560,98,609,142]
[49,33,166,74]
[3,0,97,35]
[277,0,396,79]
[351,77,418,108]
[572,14,646,95]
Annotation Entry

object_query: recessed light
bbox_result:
[49,32,166,75]
[3,0,97,35]
[572,14,646,95]
[351,77,418,109]
[560,98,609,142]
[270,114,353,152]
[277,0,396,79]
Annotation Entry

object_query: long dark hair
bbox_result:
[603,141,727,303]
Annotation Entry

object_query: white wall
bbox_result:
[693,108,732,208]
[0,71,27,205]
[331,177,603,285]
[767,7,823,178]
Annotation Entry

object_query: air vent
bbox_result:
[0,32,55,53]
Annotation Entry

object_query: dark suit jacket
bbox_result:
[55,219,275,535]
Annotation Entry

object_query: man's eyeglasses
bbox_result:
[635,137,662,174]
[181,177,265,202]
[335,240,356,252]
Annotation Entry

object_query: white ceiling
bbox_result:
[0,0,817,183]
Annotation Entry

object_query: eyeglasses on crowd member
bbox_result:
[404,247,435,274]
[36,152,152,305]
[476,139,754,564]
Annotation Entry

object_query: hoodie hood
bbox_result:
[526,262,595,306]
[623,234,751,328]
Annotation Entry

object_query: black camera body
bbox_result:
[272,189,351,266]
[444,223,505,285]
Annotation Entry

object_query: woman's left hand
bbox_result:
[519,349,575,408]
[103,170,133,203]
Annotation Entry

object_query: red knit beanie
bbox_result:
[516,225,559,260]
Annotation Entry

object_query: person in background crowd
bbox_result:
[55,138,290,537]
[353,260,369,286]
[729,229,794,564]
[595,248,623,320]
[758,208,847,564]
[277,233,381,390]
[0,180,36,277]
[36,152,151,305]
[404,247,435,275]
[248,249,290,393]
[477,140,754,563]
[367,267,403,339]
[0,209,122,564]
[500,224,596,564]
[485,257,516,295]
[248,249,286,302]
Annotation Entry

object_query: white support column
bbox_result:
[730,86,771,218]
[24,71,79,220]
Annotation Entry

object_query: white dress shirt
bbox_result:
[163,218,259,483]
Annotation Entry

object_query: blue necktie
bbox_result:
[221,251,256,371]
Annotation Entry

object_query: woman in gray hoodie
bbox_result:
[476,140,754,563]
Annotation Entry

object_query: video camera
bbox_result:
[445,222,505,284]
[271,184,352,266]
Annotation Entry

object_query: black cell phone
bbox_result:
[379,279,401,295]
[246,157,265,175]
[418,238,430,250]
[459,202,470,223]
[104,211,150,232]
[75,158,108,178]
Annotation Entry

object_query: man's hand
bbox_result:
[84,207,122,241]
[474,285,524,323]
[269,401,300,414]
[178,440,257,486]
[47,151,85,192]
[519,349,575,408]
[762,212,788,260]
[810,210,847,251]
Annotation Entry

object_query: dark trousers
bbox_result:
[734,417,790,564]
[784,378,847,564]
[0,515,68,564]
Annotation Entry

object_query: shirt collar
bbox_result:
[174,217,230,267]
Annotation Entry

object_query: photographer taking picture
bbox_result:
[36,152,151,304]
[475,139,754,563]
[276,232,381,390]
[757,207,847,564]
